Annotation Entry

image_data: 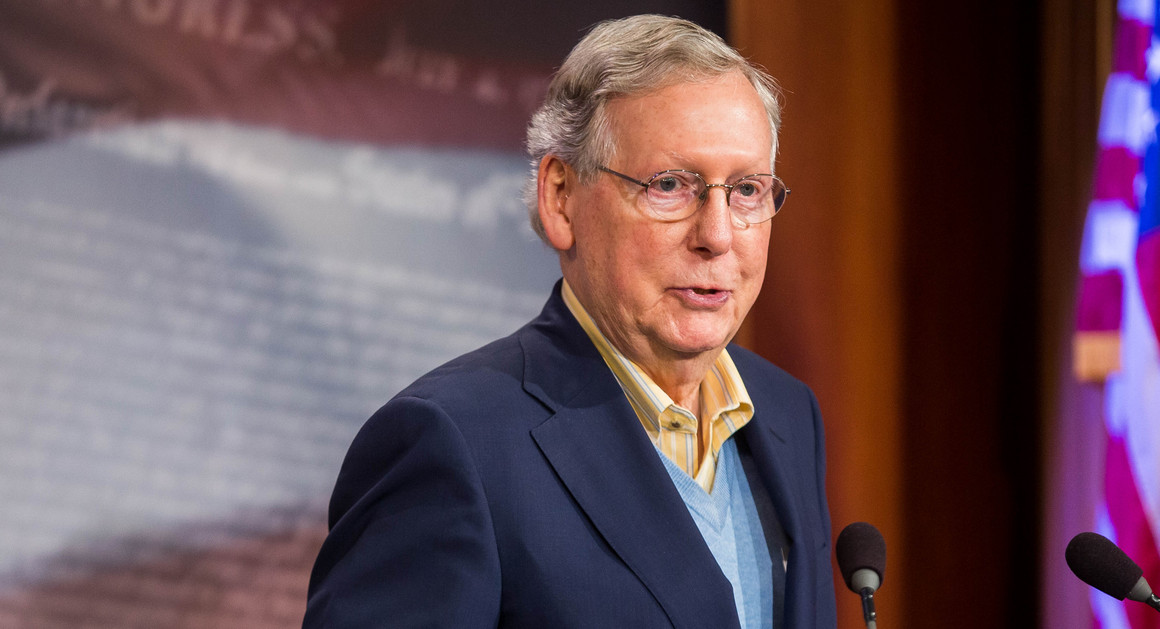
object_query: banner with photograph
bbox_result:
[0,1,724,625]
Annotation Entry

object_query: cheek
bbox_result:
[606,233,661,290]
[591,214,671,272]
[616,227,685,283]
[737,231,771,277]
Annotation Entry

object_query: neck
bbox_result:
[634,347,720,417]
[640,350,719,462]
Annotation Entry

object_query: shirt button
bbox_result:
[669,420,682,429]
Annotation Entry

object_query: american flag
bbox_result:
[1074,0,1160,627]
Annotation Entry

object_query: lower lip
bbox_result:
[672,288,731,308]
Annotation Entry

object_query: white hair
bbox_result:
[522,14,783,242]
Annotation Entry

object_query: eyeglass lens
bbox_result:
[643,170,785,223]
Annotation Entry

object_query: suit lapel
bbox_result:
[520,286,739,629]
[739,404,820,629]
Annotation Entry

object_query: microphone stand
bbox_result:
[859,587,878,629]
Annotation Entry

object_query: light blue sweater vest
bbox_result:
[655,438,774,628]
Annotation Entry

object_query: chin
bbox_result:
[666,317,738,352]
[663,330,734,357]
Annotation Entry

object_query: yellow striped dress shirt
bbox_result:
[561,280,755,493]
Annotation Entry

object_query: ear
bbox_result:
[536,155,575,251]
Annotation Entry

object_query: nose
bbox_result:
[689,186,735,256]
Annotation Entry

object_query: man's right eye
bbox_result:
[653,176,683,193]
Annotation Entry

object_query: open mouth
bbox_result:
[691,288,721,295]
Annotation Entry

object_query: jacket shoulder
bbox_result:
[398,330,527,404]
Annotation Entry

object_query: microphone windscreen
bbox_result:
[836,522,886,592]
[1065,532,1144,600]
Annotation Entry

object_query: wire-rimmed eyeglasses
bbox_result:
[598,166,789,226]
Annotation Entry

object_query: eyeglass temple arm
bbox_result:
[597,166,649,188]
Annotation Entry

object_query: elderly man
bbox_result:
[305,14,835,629]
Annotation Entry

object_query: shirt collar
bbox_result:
[559,279,753,436]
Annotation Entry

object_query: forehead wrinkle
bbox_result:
[609,76,771,176]
[662,150,693,169]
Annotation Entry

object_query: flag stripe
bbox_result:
[1113,19,1154,80]
[1094,147,1142,207]
[1078,271,1126,331]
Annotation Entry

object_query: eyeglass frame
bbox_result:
[597,165,790,226]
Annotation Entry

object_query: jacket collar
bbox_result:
[521,282,741,628]
[735,401,823,628]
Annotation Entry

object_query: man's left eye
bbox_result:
[735,182,759,197]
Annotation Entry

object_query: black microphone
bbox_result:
[836,522,886,629]
[1065,532,1160,612]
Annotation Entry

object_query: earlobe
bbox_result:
[537,156,576,251]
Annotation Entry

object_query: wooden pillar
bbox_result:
[731,1,1049,627]
[729,1,905,626]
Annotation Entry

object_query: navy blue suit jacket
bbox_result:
[304,283,836,628]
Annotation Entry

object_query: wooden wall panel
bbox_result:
[730,1,1061,627]
[729,1,905,626]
